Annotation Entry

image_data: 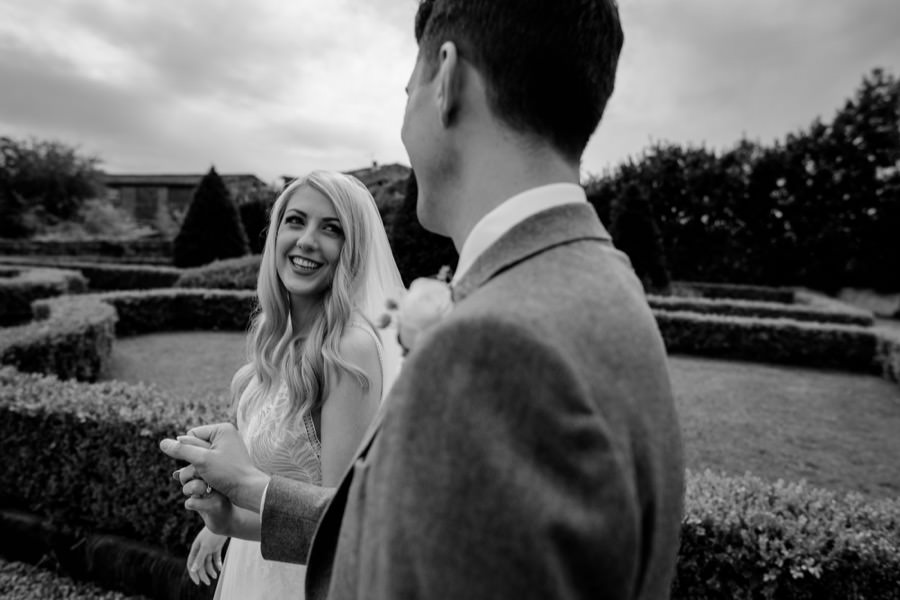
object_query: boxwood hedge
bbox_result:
[1,367,897,599]
[0,266,88,326]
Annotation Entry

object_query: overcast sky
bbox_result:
[1,0,898,186]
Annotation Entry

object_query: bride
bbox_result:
[184,170,404,599]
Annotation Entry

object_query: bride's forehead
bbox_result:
[283,186,339,218]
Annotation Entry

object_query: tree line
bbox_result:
[3,67,898,292]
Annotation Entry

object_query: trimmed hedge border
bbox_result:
[0,555,143,600]
[673,281,795,304]
[174,254,261,290]
[675,470,900,599]
[655,310,884,375]
[0,293,117,382]
[0,238,172,264]
[1,366,897,599]
[649,294,874,327]
[0,289,254,381]
[0,256,182,291]
[0,266,88,326]
[0,367,226,554]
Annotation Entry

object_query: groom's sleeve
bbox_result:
[361,316,641,599]
[259,475,334,564]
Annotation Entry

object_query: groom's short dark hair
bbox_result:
[414,0,624,162]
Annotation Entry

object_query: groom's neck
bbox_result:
[447,139,581,251]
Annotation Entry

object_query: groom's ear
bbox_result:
[436,42,461,128]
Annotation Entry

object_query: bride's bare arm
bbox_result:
[320,326,383,487]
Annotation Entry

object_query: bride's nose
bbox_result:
[295,228,318,252]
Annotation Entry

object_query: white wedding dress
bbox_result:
[214,322,386,600]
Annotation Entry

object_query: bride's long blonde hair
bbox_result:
[230,171,379,425]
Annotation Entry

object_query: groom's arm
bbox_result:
[259,476,335,564]
[360,316,640,599]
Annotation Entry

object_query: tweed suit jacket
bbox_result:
[260,202,685,600]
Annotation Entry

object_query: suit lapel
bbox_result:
[452,202,611,303]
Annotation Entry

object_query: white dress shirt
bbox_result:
[451,182,587,285]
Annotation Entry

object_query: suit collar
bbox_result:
[451,203,611,303]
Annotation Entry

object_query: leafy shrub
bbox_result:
[0,257,181,290]
[77,198,144,238]
[101,289,255,336]
[675,470,900,600]
[0,290,253,381]
[0,294,116,381]
[239,199,271,255]
[0,135,103,222]
[387,172,458,286]
[174,255,261,290]
[0,557,141,600]
[0,266,87,326]
[655,311,880,373]
[0,367,226,554]
[0,238,173,264]
[672,282,795,304]
[173,168,249,268]
[3,365,897,598]
[608,182,671,293]
[587,69,900,292]
[650,295,874,326]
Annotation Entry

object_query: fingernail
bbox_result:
[172,470,180,480]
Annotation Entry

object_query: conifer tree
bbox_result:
[173,167,249,268]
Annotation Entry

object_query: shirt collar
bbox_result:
[451,183,587,285]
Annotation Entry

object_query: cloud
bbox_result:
[584,0,900,174]
[1,0,897,183]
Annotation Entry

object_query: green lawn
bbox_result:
[669,354,900,499]
[104,331,900,499]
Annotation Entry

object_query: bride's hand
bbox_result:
[187,526,226,586]
[183,482,237,537]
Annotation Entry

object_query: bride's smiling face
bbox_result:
[275,185,345,302]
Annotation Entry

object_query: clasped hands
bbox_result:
[160,423,271,536]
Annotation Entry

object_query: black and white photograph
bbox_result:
[1,1,899,599]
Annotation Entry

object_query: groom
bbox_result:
[162,0,684,598]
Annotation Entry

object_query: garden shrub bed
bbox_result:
[0,367,225,554]
[0,256,182,290]
[0,290,254,382]
[174,255,261,290]
[673,281,795,304]
[0,509,212,600]
[0,556,143,600]
[655,310,881,374]
[1,367,897,599]
[675,470,900,599]
[0,266,87,326]
[649,295,873,327]
[0,294,117,381]
[101,289,256,336]
[0,238,172,264]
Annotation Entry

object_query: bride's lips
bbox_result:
[289,255,325,274]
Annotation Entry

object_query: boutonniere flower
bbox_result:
[380,266,453,355]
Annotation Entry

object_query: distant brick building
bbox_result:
[102,173,269,232]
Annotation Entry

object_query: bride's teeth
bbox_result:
[291,257,321,270]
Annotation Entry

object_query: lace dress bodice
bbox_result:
[237,379,322,486]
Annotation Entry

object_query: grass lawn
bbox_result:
[669,354,900,499]
[104,331,900,500]
[102,331,246,412]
